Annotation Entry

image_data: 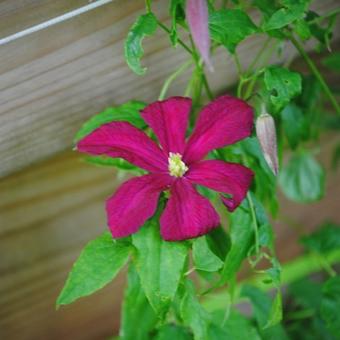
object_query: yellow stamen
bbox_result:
[168,152,188,177]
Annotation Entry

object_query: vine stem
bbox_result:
[159,60,193,100]
[247,193,260,255]
[288,33,340,115]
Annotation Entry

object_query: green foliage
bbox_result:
[208,310,262,340]
[120,264,158,340]
[320,276,340,337]
[301,222,340,254]
[281,103,308,149]
[279,151,325,203]
[209,9,257,53]
[220,202,253,282]
[132,214,188,317]
[263,0,310,31]
[264,66,302,111]
[84,156,142,172]
[57,233,130,306]
[180,280,211,340]
[74,101,147,142]
[322,52,340,72]
[192,236,224,272]
[124,13,158,75]
[154,324,191,340]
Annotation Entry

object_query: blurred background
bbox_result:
[0,0,339,339]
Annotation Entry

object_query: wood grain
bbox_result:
[0,0,338,177]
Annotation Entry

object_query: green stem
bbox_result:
[288,33,340,115]
[145,0,151,12]
[247,192,260,255]
[307,8,340,24]
[202,73,214,100]
[159,60,193,100]
[157,21,193,55]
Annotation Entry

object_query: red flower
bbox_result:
[77,96,254,241]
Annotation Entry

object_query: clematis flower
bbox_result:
[77,95,254,241]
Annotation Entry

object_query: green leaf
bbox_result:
[279,151,325,203]
[180,280,211,340]
[132,215,188,317]
[154,324,192,340]
[74,101,147,142]
[124,13,158,75]
[263,292,282,329]
[208,310,262,340]
[209,9,257,53]
[120,263,157,340]
[192,236,224,272]
[220,202,253,282]
[57,232,130,306]
[320,276,340,337]
[84,156,141,172]
[281,103,308,149]
[264,66,302,111]
[294,19,312,40]
[322,52,340,72]
[263,0,310,31]
[241,285,289,339]
[301,222,340,254]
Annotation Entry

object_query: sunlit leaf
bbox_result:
[57,233,130,306]
[209,9,257,53]
[74,101,147,142]
[264,66,302,111]
[124,13,158,75]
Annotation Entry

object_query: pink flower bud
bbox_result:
[186,0,213,71]
[256,113,279,176]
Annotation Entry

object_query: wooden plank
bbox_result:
[0,0,339,177]
[0,0,90,38]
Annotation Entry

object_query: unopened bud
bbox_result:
[256,113,279,176]
[186,0,214,72]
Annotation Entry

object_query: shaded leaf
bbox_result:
[322,52,340,72]
[209,310,262,340]
[57,232,130,306]
[264,66,302,111]
[220,202,253,282]
[320,276,340,337]
[209,9,257,53]
[279,151,325,203]
[124,13,158,75]
[264,292,283,328]
[74,101,147,142]
[154,324,192,340]
[84,156,141,172]
[120,264,157,340]
[301,222,340,254]
[192,236,224,272]
[180,280,211,340]
[169,0,186,46]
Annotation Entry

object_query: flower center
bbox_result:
[168,152,188,178]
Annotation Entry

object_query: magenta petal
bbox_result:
[77,121,167,172]
[160,178,220,241]
[141,97,192,154]
[186,160,254,212]
[107,174,173,238]
[184,95,254,164]
[186,0,213,71]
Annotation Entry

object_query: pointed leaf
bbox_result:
[57,232,130,306]
[132,215,188,317]
[192,236,223,272]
